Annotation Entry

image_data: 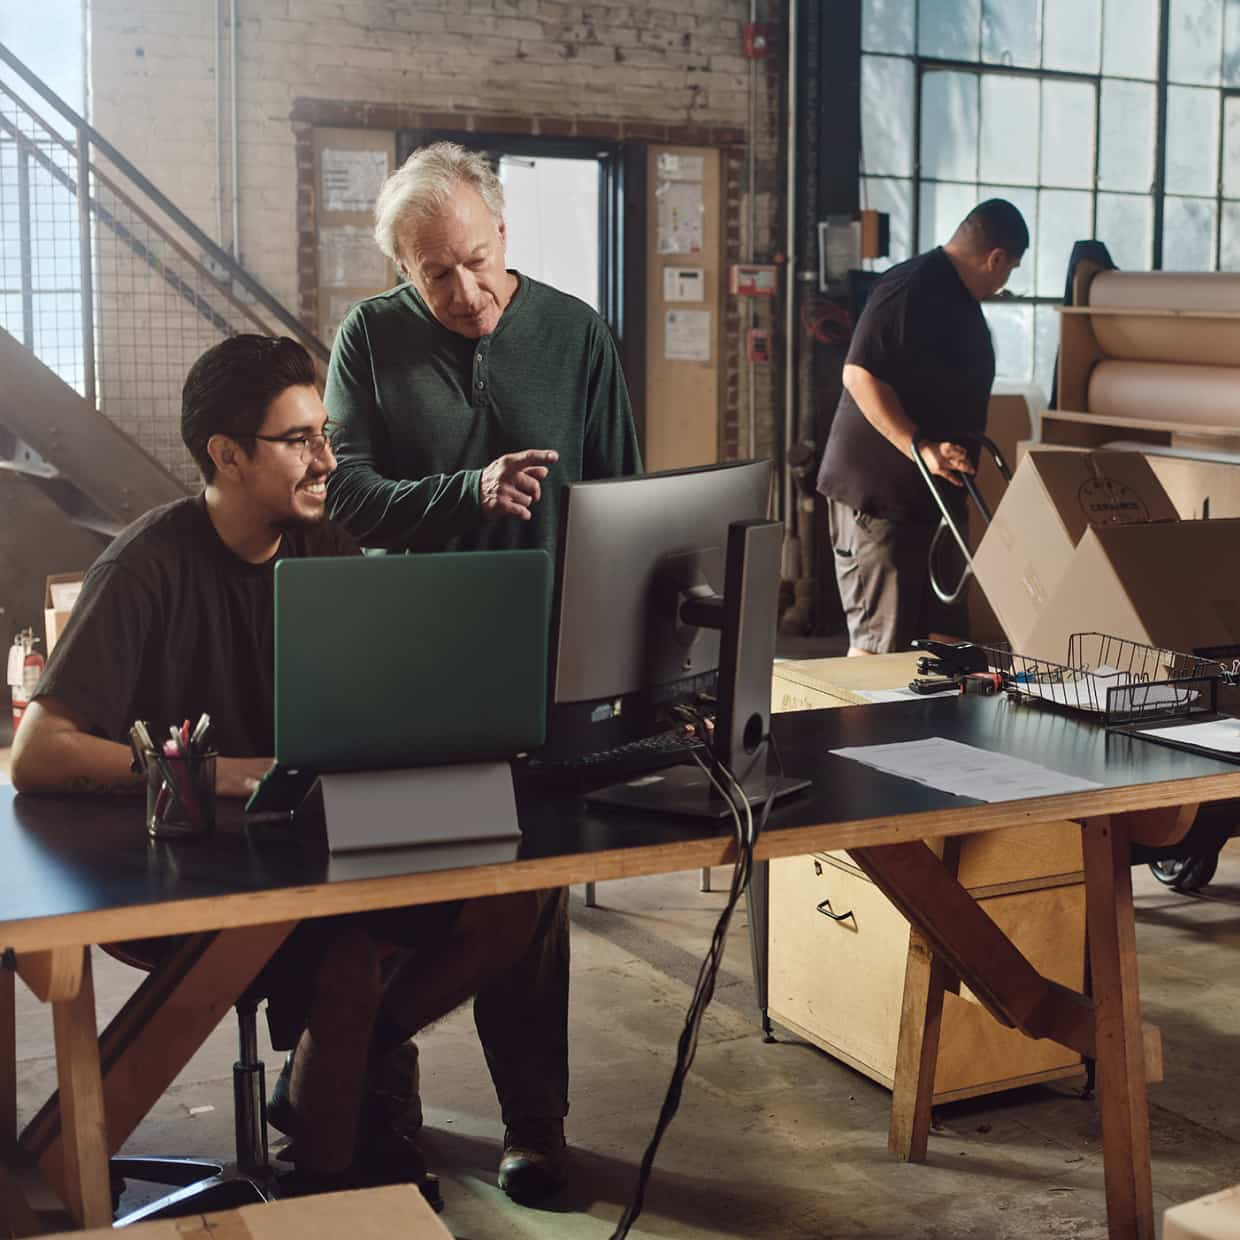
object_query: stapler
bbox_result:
[910,638,990,679]
[908,639,1001,696]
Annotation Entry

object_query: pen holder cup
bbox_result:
[145,750,217,840]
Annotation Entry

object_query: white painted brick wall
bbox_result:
[90,0,756,307]
[83,0,782,477]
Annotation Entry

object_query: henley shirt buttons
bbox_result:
[476,379,486,390]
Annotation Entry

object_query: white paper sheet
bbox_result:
[320,148,389,213]
[1015,664,1197,712]
[1139,717,1240,754]
[829,737,1102,803]
[854,687,958,703]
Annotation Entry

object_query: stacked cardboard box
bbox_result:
[971,449,1240,661]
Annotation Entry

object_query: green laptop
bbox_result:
[273,550,550,773]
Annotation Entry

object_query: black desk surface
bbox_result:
[4,696,1240,947]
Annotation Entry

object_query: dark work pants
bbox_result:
[474,885,571,1124]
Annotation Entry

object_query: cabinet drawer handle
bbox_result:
[816,897,855,924]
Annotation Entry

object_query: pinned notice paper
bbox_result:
[664,309,711,362]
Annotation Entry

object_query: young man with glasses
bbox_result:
[9,333,545,1208]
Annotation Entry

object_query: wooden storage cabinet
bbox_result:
[768,652,1087,1102]
[768,852,1085,1102]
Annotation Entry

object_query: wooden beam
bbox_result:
[22,922,295,1210]
[888,839,960,1163]
[889,928,949,1162]
[3,769,1239,954]
[1082,816,1155,1240]
[0,1159,57,1237]
[16,948,84,1003]
[849,842,1050,1034]
[49,948,110,1227]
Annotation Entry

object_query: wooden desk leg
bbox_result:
[887,838,959,1163]
[49,948,110,1228]
[889,926,949,1162]
[1082,816,1154,1240]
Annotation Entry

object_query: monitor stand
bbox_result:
[586,519,811,820]
[297,760,521,852]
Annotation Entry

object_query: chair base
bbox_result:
[111,1155,273,1226]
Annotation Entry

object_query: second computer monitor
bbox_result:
[546,459,772,760]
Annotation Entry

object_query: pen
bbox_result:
[190,713,210,749]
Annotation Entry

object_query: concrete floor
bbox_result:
[8,836,1240,1238]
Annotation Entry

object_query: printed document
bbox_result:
[1139,717,1240,754]
[829,737,1102,803]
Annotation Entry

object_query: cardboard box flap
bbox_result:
[1026,518,1240,662]
[1026,450,1179,543]
[1087,519,1240,653]
[47,1184,452,1239]
[972,449,1178,652]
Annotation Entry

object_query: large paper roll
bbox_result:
[1088,271,1240,366]
[1088,359,1240,427]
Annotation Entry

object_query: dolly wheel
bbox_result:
[1149,851,1219,893]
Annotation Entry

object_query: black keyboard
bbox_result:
[521,730,707,782]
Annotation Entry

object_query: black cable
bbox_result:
[609,717,782,1239]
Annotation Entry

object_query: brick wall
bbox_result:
[87,0,787,473]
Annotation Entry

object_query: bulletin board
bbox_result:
[313,127,399,344]
[644,145,722,471]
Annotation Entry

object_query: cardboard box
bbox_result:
[1165,1183,1240,1240]
[971,450,1179,651]
[966,385,1040,642]
[1026,517,1240,662]
[44,572,85,655]
[49,1184,452,1239]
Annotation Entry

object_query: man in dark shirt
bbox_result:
[817,199,1029,654]
[323,141,642,1202]
[8,334,542,1206]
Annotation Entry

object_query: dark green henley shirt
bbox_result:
[323,273,642,556]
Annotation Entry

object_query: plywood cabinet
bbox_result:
[768,653,1086,1101]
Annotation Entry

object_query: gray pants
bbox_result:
[828,501,937,653]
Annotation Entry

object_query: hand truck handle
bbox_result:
[911,434,1012,606]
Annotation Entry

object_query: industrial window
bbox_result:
[0,2,86,395]
[860,0,1240,396]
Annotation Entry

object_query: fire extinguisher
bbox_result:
[7,627,45,733]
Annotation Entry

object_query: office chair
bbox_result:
[104,944,275,1224]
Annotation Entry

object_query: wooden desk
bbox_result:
[4,698,1240,1239]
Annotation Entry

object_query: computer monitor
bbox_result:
[546,460,808,817]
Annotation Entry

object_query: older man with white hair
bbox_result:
[325,140,640,554]
[323,142,641,1207]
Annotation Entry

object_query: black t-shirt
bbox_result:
[35,496,359,756]
[817,247,995,524]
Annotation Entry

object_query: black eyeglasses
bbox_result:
[237,424,337,463]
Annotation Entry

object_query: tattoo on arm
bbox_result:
[65,775,144,798]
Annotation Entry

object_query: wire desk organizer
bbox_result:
[980,633,1220,728]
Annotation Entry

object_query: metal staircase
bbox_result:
[0,42,330,535]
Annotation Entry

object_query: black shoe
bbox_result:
[266,1050,298,1140]
[268,1043,422,1140]
[497,1117,568,1206]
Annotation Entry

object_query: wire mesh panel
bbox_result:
[983,632,1219,725]
[0,82,83,394]
[0,54,322,490]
